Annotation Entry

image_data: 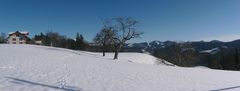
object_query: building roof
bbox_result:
[8,31,29,35]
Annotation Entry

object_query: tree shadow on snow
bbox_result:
[6,77,82,91]
[211,86,240,91]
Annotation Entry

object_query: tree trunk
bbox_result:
[114,49,119,59]
[114,44,121,60]
[103,50,106,56]
[102,43,106,56]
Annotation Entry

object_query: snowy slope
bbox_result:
[1,44,240,91]
[200,48,220,54]
[76,51,173,65]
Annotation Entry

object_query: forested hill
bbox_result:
[124,39,240,70]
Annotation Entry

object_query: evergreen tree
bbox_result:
[75,33,86,50]
[0,33,6,43]
[66,39,76,49]
[235,48,239,70]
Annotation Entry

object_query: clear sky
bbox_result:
[0,0,240,43]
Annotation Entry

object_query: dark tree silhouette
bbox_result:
[104,17,143,59]
[94,28,114,56]
[0,33,6,43]
[235,48,239,70]
[75,33,87,50]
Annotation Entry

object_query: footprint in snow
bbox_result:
[128,60,133,62]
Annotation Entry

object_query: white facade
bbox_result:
[7,31,29,44]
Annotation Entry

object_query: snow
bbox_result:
[194,66,210,69]
[152,40,160,45]
[8,31,29,35]
[126,43,134,47]
[1,44,240,91]
[181,48,195,52]
[200,48,220,54]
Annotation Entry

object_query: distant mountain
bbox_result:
[124,40,175,53]
[124,39,240,70]
[124,39,240,54]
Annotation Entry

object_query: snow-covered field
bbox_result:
[1,44,240,91]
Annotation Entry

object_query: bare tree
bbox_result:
[108,17,143,59]
[94,28,114,56]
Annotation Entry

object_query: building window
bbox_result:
[20,42,23,44]
[19,37,24,41]
[13,42,16,44]
[12,38,16,41]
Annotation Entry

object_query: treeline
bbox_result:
[153,43,198,67]
[0,33,6,43]
[33,32,88,50]
[153,43,240,70]
[201,47,240,70]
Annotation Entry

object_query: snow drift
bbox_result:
[1,44,240,91]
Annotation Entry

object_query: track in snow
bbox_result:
[1,44,240,91]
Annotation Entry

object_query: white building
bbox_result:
[7,31,29,44]
[34,40,43,45]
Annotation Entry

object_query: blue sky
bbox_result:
[0,0,240,43]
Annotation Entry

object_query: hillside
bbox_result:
[124,40,240,53]
[1,45,240,91]
[125,40,240,68]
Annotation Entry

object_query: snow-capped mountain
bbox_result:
[124,41,175,53]
[200,48,220,54]
[124,39,240,54]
